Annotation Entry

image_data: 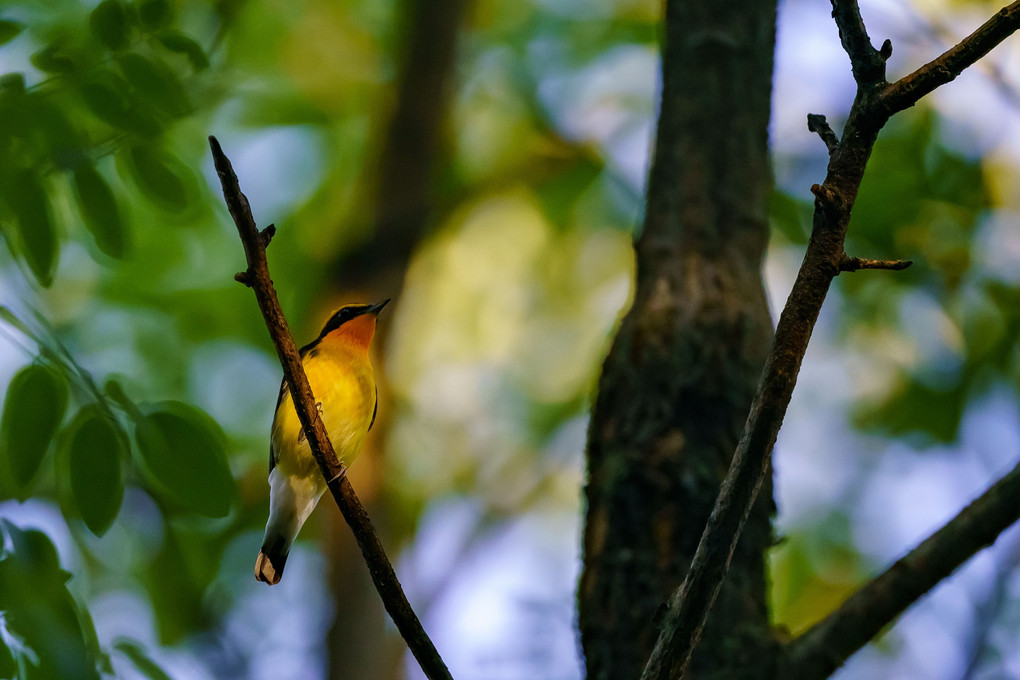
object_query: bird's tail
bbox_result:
[255,531,291,585]
[255,468,323,585]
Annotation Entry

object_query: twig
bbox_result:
[807,114,840,154]
[838,255,913,272]
[829,0,890,87]
[878,1,1020,116]
[639,2,1020,678]
[783,460,1020,680]
[208,136,453,680]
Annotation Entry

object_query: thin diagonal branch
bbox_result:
[879,1,1020,115]
[784,460,1020,680]
[208,136,453,680]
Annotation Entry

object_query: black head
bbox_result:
[316,299,390,340]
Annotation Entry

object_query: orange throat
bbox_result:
[321,313,377,351]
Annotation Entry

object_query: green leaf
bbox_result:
[4,592,99,680]
[0,634,15,678]
[90,0,132,51]
[30,45,76,74]
[134,401,236,517]
[0,526,99,679]
[79,70,162,136]
[113,639,173,680]
[854,378,966,444]
[34,96,82,162]
[118,52,191,118]
[73,164,127,258]
[123,145,189,212]
[0,364,69,498]
[0,72,25,93]
[4,171,59,287]
[770,189,811,244]
[0,521,64,583]
[0,20,25,46]
[155,31,209,70]
[67,406,125,536]
[137,0,172,31]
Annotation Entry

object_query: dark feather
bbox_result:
[369,386,378,431]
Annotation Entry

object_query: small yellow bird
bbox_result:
[255,299,389,585]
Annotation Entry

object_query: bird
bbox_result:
[255,299,389,585]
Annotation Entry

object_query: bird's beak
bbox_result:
[366,299,390,316]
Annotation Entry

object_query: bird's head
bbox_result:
[316,299,389,350]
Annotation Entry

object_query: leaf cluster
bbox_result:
[0,0,211,285]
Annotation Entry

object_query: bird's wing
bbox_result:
[270,343,318,474]
[269,377,288,473]
[369,385,378,432]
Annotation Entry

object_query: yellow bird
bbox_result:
[255,299,389,585]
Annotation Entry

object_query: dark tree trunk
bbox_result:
[579,1,779,678]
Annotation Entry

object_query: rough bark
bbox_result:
[578,1,779,679]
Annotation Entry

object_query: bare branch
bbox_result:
[879,1,1020,115]
[830,0,889,86]
[784,460,1020,680]
[838,255,913,272]
[208,136,453,680]
[807,114,840,154]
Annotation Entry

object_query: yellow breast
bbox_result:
[271,342,376,480]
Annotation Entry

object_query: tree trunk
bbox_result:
[579,1,779,678]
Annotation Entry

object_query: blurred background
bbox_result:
[0,0,1019,678]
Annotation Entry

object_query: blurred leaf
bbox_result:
[0,364,69,498]
[123,145,190,212]
[770,189,811,244]
[235,91,331,127]
[0,635,14,678]
[156,31,209,71]
[137,0,172,31]
[73,163,127,258]
[0,522,63,581]
[67,406,125,536]
[5,592,99,680]
[0,73,25,93]
[851,127,927,254]
[79,69,162,136]
[144,538,195,644]
[33,96,81,159]
[103,378,144,421]
[850,112,987,282]
[134,401,236,517]
[31,45,76,74]
[113,639,173,680]
[4,171,59,287]
[90,0,132,52]
[118,52,191,118]
[534,153,602,229]
[0,526,104,679]
[0,20,25,46]
[855,377,967,443]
